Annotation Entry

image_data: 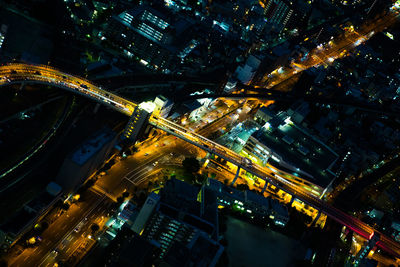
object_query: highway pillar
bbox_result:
[230,166,241,186]
[261,181,268,193]
[289,195,295,206]
[311,210,322,226]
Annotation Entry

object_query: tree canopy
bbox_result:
[182,157,201,174]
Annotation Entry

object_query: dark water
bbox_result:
[224,216,305,267]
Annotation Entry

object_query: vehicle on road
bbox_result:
[74,221,85,233]
[241,157,252,167]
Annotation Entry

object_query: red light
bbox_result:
[369,232,374,239]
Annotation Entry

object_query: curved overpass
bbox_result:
[0,63,136,116]
[180,92,400,116]
[2,63,400,259]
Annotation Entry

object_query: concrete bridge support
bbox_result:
[261,181,269,193]
[230,166,241,186]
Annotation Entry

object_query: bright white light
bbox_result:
[140,59,149,66]
[328,57,335,63]
[139,101,156,113]
[263,122,271,129]
[271,155,280,162]
[354,38,364,46]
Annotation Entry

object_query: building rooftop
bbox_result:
[25,191,55,213]
[116,5,192,50]
[161,178,218,236]
[252,118,338,188]
[70,129,115,166]
[163,233,223,267]
[269,198,289,218]
[246,190,270,207]
[105,227,159,267]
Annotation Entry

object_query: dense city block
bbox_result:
[1,0,400,266]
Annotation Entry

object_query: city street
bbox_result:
[39,196,112,267]
[7,189,106,267]
[2,1,400,266]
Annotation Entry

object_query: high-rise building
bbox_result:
[105,5,193,72]
[122,106,151,145]
[262,0,294,31]
[130,178,223,266]
[103,226,160,267]
[153,95,173,118]
[131,192,160,235]
[260,0,310,32]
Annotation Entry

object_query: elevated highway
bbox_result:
[0,63,136,116]
[179,92,400,116]
[1,63,400,258]
[148,116,400,258]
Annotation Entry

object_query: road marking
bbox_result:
[125,166,149,180]
[124,153,165,175]
[124,169,161,186]
[126,167,153,183]
[133,169,161,185]
[38,196,106,267]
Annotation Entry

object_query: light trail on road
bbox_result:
[259,8,400,89]
[2,16,400,257]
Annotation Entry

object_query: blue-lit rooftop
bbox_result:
[71,129,115,165]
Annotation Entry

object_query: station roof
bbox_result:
[252,119,338,187]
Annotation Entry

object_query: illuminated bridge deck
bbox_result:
[0,63,136,116]
[1,63,400,258]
